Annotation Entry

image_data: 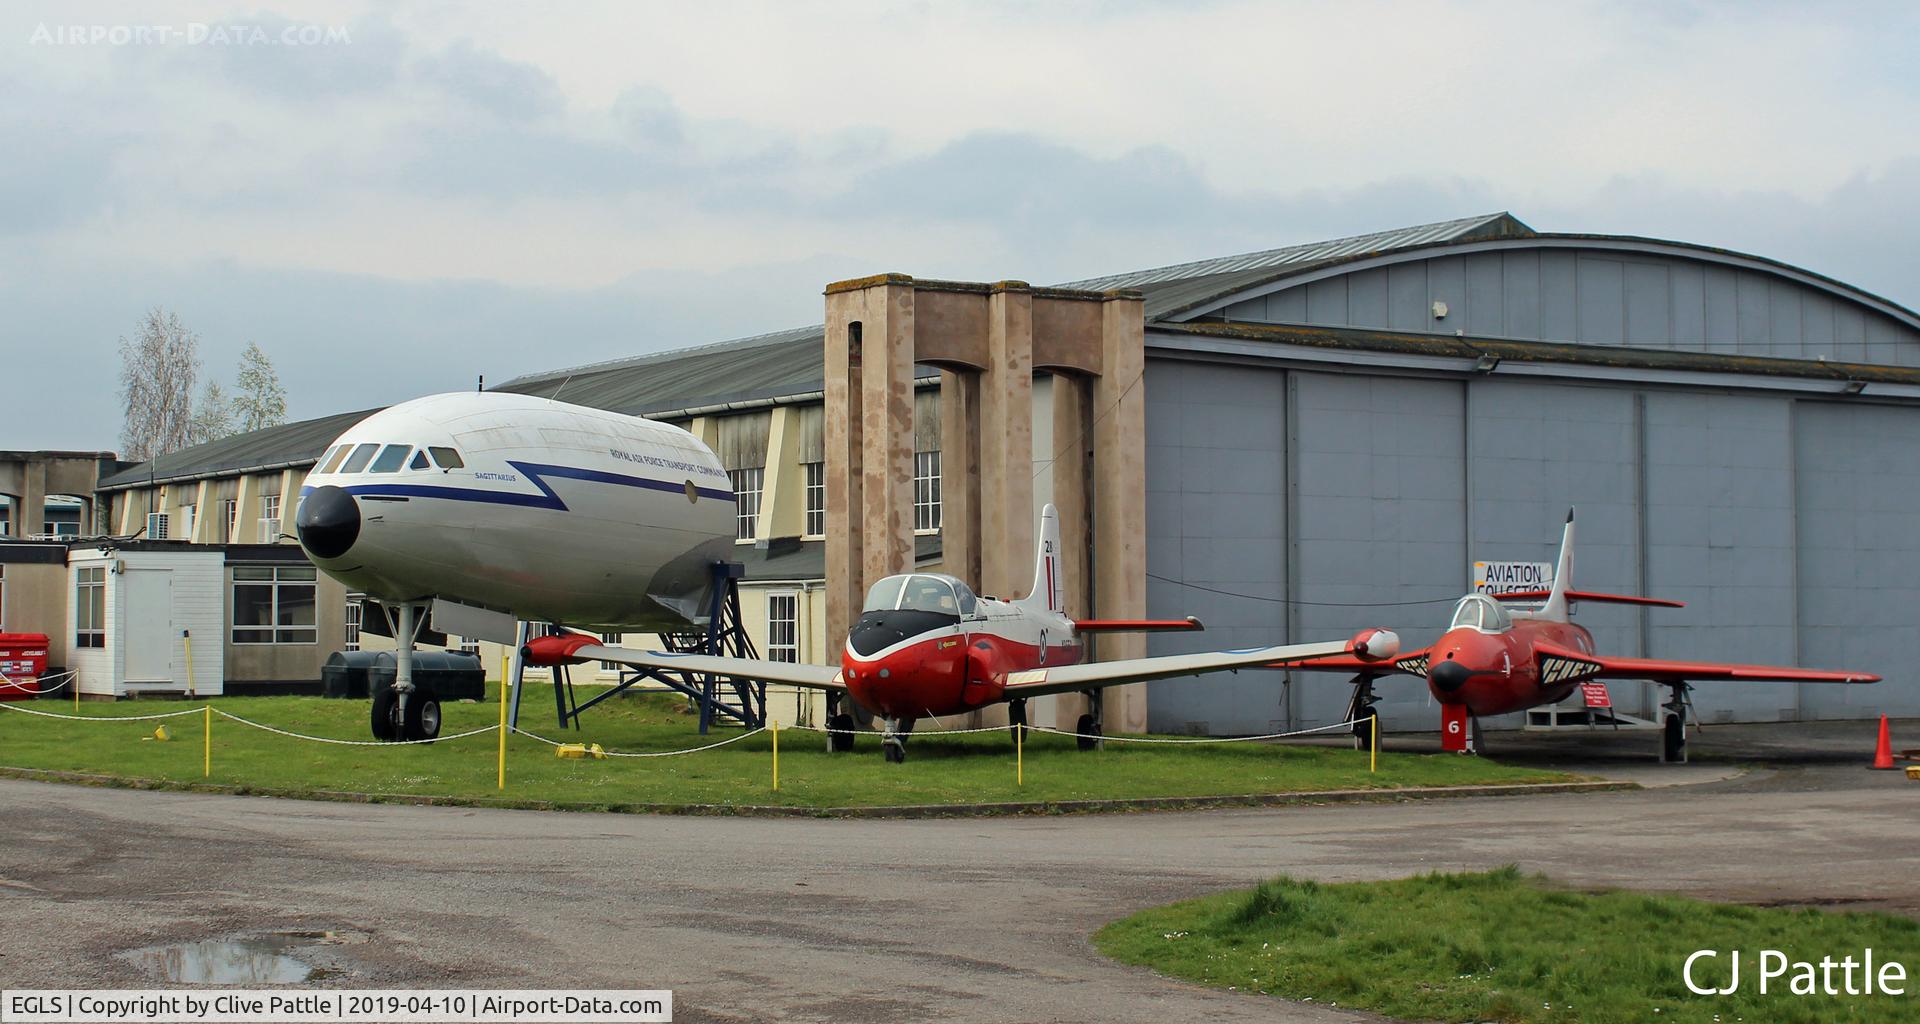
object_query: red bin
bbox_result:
[0,632,51,701]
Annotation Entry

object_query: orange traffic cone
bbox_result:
[1870,715,1897,770]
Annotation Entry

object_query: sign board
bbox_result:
[1473,560,1554,596]
[1580,682,1612,709]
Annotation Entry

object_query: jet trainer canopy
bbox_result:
[862,573,978,618]
[1448,594,1512,633]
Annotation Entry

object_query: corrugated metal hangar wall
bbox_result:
[1142,239,1920,734]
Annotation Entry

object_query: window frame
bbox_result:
[74,565,105,649]
[766,592,799,663]
[913,450,942,533]
[728,467,764,542]
[343,598,362,652]
[230,564,319,645]
[803,461,826,538]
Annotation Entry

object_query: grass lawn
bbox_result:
[1095,867,1920,1023]
[0,688,1573,811]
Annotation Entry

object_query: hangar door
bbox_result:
[1144,360,1289,734]
[123,569,174,683]
[1796,402,1920,718]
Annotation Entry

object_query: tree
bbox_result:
[232,341,287,432]
[118,308,200,461]
[189,379,233,445]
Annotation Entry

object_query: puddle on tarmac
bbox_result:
[122,937,314,984]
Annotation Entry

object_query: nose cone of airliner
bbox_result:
[1429,658,1472,694]
[296,485,360,559]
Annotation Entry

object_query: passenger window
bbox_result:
[429,446,465,469]
[339,443,380,474]
[369,445,412,473]
[409,450,431,471]
[317,445,350,474]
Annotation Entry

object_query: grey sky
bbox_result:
[3,1,1916,451]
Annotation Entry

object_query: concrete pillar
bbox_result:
[18,465,46,538]
[978,284,1035,602]
[824,277,918,649]
[1049,372,1094,729]
[937,369,981,585]
[1092,293,1149,733]
[189,481,211,543]
[234,474,263,545]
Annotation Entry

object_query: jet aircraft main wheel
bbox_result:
[371,687,400,741]
[1662,713,1686,763]
[827,713,857,753]
[1008,698,1029,744]
[403,695,442,742]
[1074,713,1102,752]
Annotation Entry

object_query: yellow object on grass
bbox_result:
[556,742,606,760]
[151,725,170,742]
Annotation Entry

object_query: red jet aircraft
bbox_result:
[528,505,1400,761]
[1284,510,1879,761]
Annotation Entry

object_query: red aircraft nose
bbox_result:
[842,633,970,718]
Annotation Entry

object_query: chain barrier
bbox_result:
[212,709,500,747]
[0,700,208,723]
[0,669,75,693]
[1028,717,1366,744]
[509,724,768,758]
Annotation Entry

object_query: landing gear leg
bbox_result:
[1661,682,1691,763]
[1347,675,1381,752]
[824,692,856,753]
[882,717,916,763]
[1007,698,1029,745]
[373,602,427,741]
[1075,689,1104,752]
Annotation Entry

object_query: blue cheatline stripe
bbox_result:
[299,462,734,512]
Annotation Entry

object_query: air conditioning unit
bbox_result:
[257,517,281,543]
[145,512,170,540]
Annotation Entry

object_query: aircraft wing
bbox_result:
[1262,648,1434,678]
[1001,638,1359,699]
[525,635,846,691]
[1532,643,1880,686]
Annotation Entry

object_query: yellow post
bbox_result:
[1016,725,1024,787]
[74,672,80,713]
[497,670,509,791]
[771,720,780,791]
[183,631,196,698]
[203,705,212,778]
[1370,713,1378,773]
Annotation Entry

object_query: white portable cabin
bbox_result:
[67,546,225,698]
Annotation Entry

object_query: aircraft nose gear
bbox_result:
[1074,689,1104,751]
[1007,698,1029,744]
[1347,674,1382,752]
[1661,681,1695,763]
[882,717,916,763]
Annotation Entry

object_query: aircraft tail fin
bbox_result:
[1020,503,1066,613]
[1537,507,1576,623]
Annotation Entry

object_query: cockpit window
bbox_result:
[1449,594,1512,632]
[339,443,380,474]
[409,450,431,471]
[952,579,978,617]
[898,576,959,615]
[369,445,412,473]
[863,576,906,612]
[317,445,350,474]
[429,446,465,469]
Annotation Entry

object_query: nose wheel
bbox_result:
[882,717,916,763]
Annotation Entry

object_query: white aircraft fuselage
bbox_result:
[296,392,736,631]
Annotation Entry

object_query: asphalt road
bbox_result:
[2,724,1917,1023]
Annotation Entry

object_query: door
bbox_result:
[122,569,174,683]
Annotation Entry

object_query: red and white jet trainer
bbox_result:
[529,505,1400,761]
[1283,509,1879,761]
